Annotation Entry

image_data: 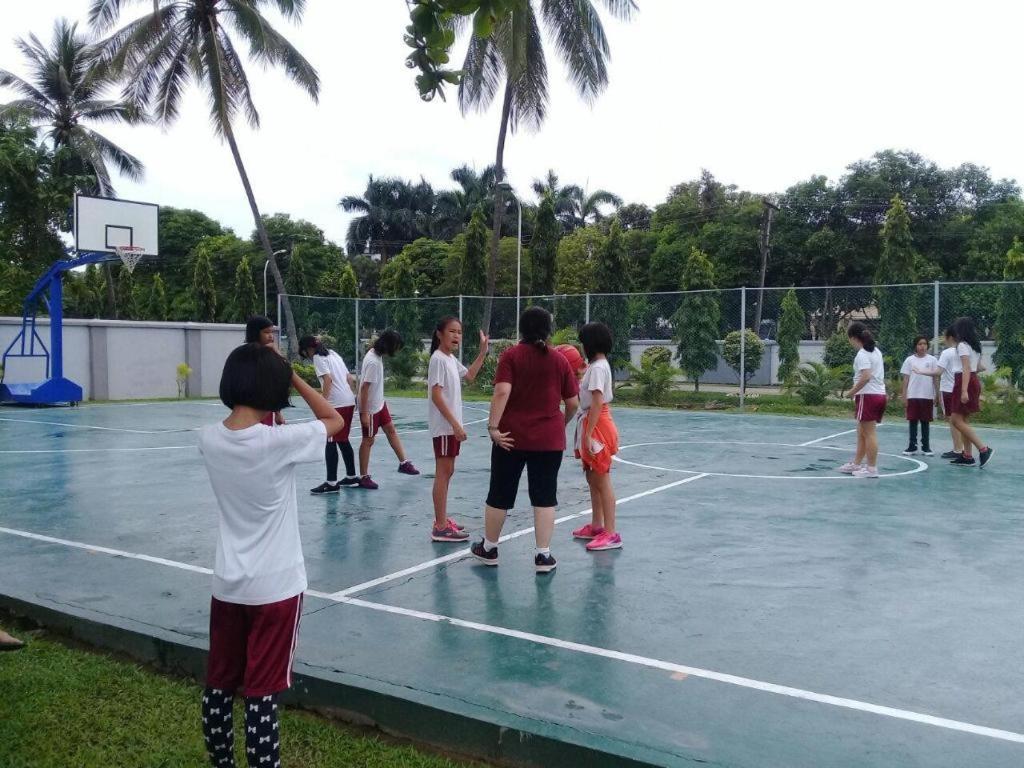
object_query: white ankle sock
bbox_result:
[483,539,498,552]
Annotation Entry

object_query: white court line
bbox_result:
[0,417,191,435]
[1,523,1021,745]
[0,527,212,575]
[329,473,710,598]
[800,428,858,446]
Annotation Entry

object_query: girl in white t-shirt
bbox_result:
[899,335,939,456]
[427,317,489,542]
[914,328,965,458]
[298,336,359,494]
[564,323,622,551]
[357,330,419,489]
[945,317,993,467]
[839,322,887,479]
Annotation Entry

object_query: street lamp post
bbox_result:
[265,249,287,318]
[498,182,523,320]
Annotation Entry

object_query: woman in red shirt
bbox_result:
[471,307,580,573]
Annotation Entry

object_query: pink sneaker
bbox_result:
[587,531,622,551]
[837,461,862,474]
[447,518,465,531]
[572,523,604,540]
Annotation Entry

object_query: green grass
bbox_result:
[0,629,474,768]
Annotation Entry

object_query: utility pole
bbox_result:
[754,197,779,333]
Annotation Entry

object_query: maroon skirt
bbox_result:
[905,398,934,422]
[855,394,887,423]
[951,372,981,415]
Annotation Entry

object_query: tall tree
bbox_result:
[385,254,422,387]
[91,0,321,354]
[530,193,559,295]
[116,265,140,319]
[191,248,217,322]
[147,272,169,321]
[994,238,1024,386]
[776,287,805,382]
[0,18,144,195]
[593,219,630,367]
[875,195,918,360]
[562,186,623,231]
[434,164,496,239]
[232,254,259,322]
[340,176,436,260]
[456,0,637,331]
[84,263,107,317]
[285,246,309,296]
[673,247,720,391]
[460,207,489,296]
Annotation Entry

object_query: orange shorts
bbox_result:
[575,405,619,474]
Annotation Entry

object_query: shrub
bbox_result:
[789,362,836,406]
[627,356,675,405]
[472,340,514,391]
[722,330,764,384]
[823,330,853,392]
[175,363,192,398]
[551,326,579,346]
[388,348,424,390]
[291,361,319,388]
[641,345,671,367]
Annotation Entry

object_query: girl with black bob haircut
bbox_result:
[946,317,993,466]
[219,343,292,413]
[245,316,285,425]
[297,335,360,494]
[357,328,419,488]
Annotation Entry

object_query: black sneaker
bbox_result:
[471,540,498,566]
[534,553,557,573]
[310,482,340,495]
[338,476,361,488]
[979,446,994,467]
[941,451,960,459]
[921,448,934,457]
[902,445,918,456]
[950,455,976,466]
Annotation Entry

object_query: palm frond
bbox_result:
[80,125,145,181]
[89,0,134,33]
[66,129,115,195]
[77,99,143,124]
[339,195,371,213]
[539,0,610,103]
[196,16,234,136]
[505,5,547,131]
[216,26,261,129]
[597,0,638,20]
[221,0,319,101]
[150,39,193,124]
[0,99,54,124]
[0,69,52,107]
[457,29,503,114]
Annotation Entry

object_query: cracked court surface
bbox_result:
[1,398,1023,767]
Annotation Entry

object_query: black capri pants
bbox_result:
[485,445,563,510]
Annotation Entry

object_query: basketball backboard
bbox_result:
[74,194,159,257]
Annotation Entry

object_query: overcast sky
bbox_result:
[2,0,1022,252]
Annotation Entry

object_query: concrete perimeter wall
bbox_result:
[0,317,244,401]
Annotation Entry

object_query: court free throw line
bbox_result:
[329,473,711,598]
[799,428,858,446]
[1,523,1021,745]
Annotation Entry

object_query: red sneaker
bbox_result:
[572,523,604,540]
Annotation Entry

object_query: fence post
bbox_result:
[458,295,464,365]
[276,293,283,351]
[585,293,591,324]
[933,281,940,355]
[739,286,746,411]
[353,297,360,369]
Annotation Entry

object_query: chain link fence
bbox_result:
[280,281,1024,396]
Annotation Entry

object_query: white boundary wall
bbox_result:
[0,317,244,401]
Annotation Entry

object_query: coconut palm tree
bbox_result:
[562,186,622,230]
[340,176,436,261]
[531,168,578,220]
[457,0,637,330]
[88,0,320,354]
[434,164,497,240]
[0,18,144,196]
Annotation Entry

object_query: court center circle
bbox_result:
[613,440,928,480]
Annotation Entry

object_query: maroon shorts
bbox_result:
[206,594,302,697]
[433,434,462,458]
[855,394,887,423]
[951,372,981,415]
[905,398,934,422]
[327,405,355,443]
[361,403,392,438]
[941,391,955,417]
[260,412,276,427]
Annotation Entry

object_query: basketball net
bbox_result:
[115,245,145,274]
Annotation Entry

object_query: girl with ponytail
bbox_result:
[839,322,887,478]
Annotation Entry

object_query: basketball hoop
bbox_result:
[115,245,146,274]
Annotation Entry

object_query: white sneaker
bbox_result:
[838,461,862,474]
[853,466,880,479]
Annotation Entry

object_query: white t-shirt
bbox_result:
[198,419,326,605]
[956,342,982,373]
[900,353,938,400]
[312,350,355,408]
[936,347,958,393]
[580,358,614,411]
[853,347,886,395]
[427,350,468,437]
[359,349,386,416]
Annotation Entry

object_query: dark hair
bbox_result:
[244,315,273,344]
[913,335,929,348]
[430,316,461,355]
[297,334,328,359]
[944,326,956,340]
[372,329,404,356]
[519,306,552,352]
[579,322,613,362]
[951,317,982,353]
[847,322,876,352]
[219,343,291,412]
